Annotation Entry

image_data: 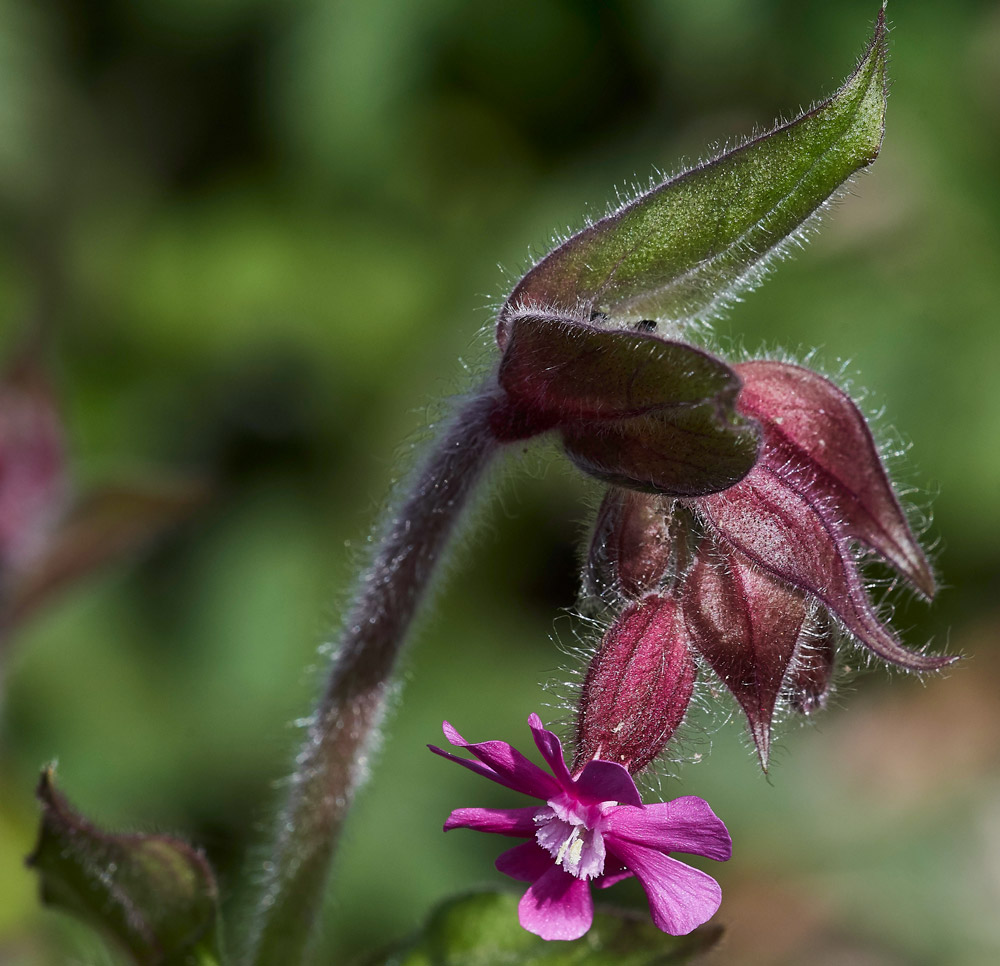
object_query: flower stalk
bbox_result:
[246,386,504,965]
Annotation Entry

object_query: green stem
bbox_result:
[244,386,503,965]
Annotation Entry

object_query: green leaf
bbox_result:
[370,891,723,966]
[26,768,224,966]
[501,7,888,329]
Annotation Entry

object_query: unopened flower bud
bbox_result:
[574,593,696,775]
[584,487,677,601]
[682,539,808,769]
[788,609,838,716]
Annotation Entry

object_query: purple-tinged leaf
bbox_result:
[492,311,760,495]
[584,488,676,601]
[574,594,696,775]
[562,407,759,498]
[698,459,956,673]
[499,12,888,334]
[494,311,745,427]
[26,768,222,966]
[788,609,838,716]
[736,360,935,597]
[683,541,807,768]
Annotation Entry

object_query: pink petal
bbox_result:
[682,541,807,768]
[604,797,731,861]
[606,839,722,936]
[596,855,634,889]
[496,841,554,883]
[573,760,643,807]
[432,721,560,800]
[518,864,594,941]
[699,462,955,672]
[574,594,695,775]
[736,360,935,597]
[527,714,574,789]
[596,867,634,889]
[443,806,540,837]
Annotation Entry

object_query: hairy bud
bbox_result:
[585,488,677,601]
[574,594,696,774]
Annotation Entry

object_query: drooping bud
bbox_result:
[491,310,760,496]
[574,594,696,775]
[698,454,954,673]
[735,360,935,597]
[584,487,677,601]
[683,540,808,769]
[27,768,222,966]
[788,609,838,716]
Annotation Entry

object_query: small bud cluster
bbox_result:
[569,359,955,773]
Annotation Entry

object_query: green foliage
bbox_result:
[371,891,721,966]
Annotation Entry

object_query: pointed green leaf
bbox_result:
[26,768,224,966]
[501,9,888,331]
[369,891,723,966]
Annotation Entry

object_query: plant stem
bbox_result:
[245,385,503,966]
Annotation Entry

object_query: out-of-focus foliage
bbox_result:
[1,1,997,964]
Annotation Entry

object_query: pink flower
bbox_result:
[429,714,730,941]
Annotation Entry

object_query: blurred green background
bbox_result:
[1,0,999,963]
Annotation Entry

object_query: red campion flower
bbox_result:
[431,714,731,941]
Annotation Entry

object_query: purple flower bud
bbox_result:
[697,363,955,673]
[734,361,935,597]
[682,539,808,768]
[584,488,677,601]
[574,594,696,775]
[787,609,838,716]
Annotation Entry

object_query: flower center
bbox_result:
[534,795,610,880]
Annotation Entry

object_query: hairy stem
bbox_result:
[245,386,503,966]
